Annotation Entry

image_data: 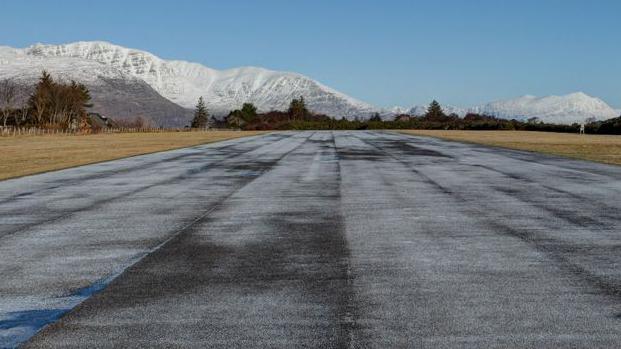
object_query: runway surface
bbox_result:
[1,131,620,348]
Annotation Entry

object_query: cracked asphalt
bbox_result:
[1,131,620,348]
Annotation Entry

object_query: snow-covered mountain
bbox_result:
[398,93,617,124]
[470,93,618,124]
[1,41,617,125]
[22,41,378,118]
[389,106,410,115]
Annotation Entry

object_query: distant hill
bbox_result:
[470,92,618,124]
[398,93,618,124]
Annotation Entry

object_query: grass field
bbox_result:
[0,131,266,181]
[399,130,621,166]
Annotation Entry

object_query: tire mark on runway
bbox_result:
[0,134,295,241]
[470,144,621,181]
[393,131,621,181]
[358,132,617,228]
[384,131,620,225]
[492,185,612,229]
[0,134,279,205]
[19,133,315,348]
[24,131,365,348]
[470,163,619,223]
[352,131,621,305]
[330,131,361,349]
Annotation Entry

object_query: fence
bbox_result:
[0,127,234,137]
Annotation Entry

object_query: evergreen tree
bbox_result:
[288,96,308,120]
[370,112,382,122]
[240,103,258,122]
[28,71,54,126]
[425,100,445,120]
[66,81,92,128]
[209,116,220,128]
[191,97,209,128]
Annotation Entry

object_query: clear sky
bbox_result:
[1,0,619,108]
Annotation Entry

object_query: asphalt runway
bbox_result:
[1,131,620,348]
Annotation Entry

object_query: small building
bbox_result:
[87,113,114,129]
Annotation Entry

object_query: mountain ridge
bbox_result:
[23,41,378,118]
[0,41,617,126]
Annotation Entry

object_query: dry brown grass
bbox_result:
[398,130,621,166]
[0,131,267,181]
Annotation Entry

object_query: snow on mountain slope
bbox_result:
[0,45,132,84]
[470,93,618,124]
[24,41,378,117]
[0,46,192,127]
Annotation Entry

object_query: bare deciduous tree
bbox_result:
[0,79,17,127]
[15,85,32,127]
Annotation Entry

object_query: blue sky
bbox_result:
[1,0,619,108]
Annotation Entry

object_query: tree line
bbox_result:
[189,96,312,130]
[190,97,621,134]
